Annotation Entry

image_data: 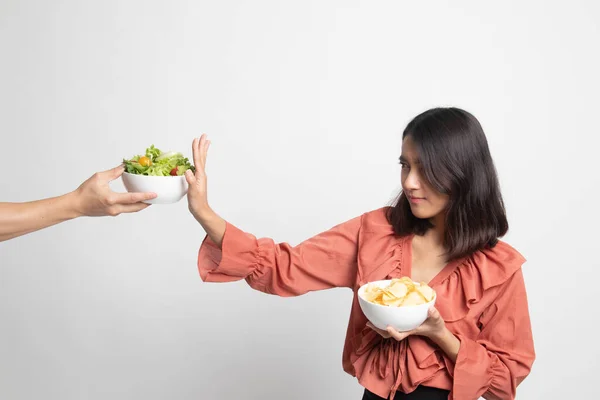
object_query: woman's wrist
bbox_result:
[429,326,450,343]
[194,204,216,223]
[430,326,460,362]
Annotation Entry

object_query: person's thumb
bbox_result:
[428,306,440,319]
[101,165,125,181]
[185,169,195,186]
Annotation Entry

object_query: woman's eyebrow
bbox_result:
[399,155,420,164]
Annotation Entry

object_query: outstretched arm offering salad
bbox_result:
[123,145,195,176]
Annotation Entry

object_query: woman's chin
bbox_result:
[410,208,434,219]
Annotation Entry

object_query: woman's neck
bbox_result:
[417,215,446,252]
[423,213,446,248]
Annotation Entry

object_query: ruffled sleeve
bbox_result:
[449,267,535,400]
[197,215,362,296]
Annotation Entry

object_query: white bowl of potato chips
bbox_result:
[358,277,436,332]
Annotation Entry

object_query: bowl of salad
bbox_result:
[121,145,195,204]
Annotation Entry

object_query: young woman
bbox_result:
[186,108,535,400]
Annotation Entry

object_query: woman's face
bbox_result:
[400,136,450,221]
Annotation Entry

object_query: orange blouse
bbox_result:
[197,207,535,400]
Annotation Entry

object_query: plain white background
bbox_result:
[1,1,599,399]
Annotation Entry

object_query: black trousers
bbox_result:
[362,386,450,400]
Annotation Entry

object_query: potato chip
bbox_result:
[387,281,409,299]
[416,284,435,302]
[362,277,435,307]
[401,290,427,306]
[362,284,383,302]
[385,296,405,307]
[382,290,398,305]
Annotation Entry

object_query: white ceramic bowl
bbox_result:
[357,280,436,332]
[121,172,188,204]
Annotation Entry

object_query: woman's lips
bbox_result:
[408,196,425,204]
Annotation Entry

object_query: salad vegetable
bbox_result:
[123,145,195,176]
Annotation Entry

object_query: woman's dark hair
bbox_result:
[386,107,508,261]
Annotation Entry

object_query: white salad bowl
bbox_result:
[121,172,188,204]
